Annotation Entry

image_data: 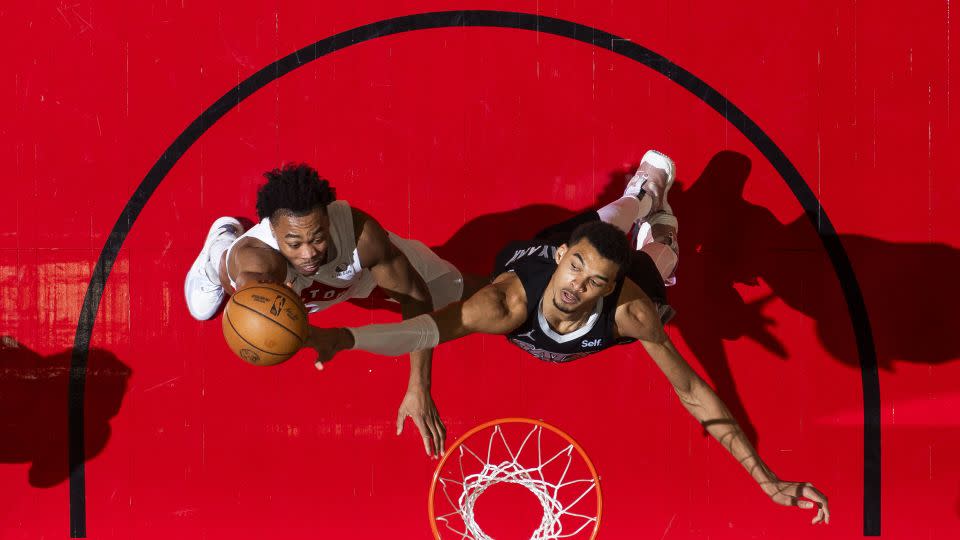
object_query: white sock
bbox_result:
[598,196,652,233]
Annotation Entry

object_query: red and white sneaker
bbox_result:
[628,150,679,286]
[623,149,676,218]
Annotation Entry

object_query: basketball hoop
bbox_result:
[428,418,602,539]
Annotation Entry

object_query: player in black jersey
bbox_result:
[308,150,831,524]
[493,215,666,364]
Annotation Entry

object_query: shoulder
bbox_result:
[462,272,529,333]
[490,272,529,321]
[349,206,382,240]
[614,277,667,343]
[349,206,393,266]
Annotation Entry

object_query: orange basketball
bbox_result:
[221,282,309,366]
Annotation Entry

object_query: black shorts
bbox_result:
[492,211,667,306]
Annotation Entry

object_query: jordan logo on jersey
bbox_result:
[515,329,536,341]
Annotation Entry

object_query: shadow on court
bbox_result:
[0,337,131,488]
[664,151,959,445]
[350,151,958,448]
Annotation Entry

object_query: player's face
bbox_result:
[549,239,620,314]
[271,208,332,276]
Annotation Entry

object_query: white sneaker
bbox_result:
[623,149,676,217]
[184,217,242,321]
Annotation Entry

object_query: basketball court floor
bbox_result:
[1,2,957,538]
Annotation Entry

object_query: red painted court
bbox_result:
[2,2,957,539]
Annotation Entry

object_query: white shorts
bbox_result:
[389,234,465,309]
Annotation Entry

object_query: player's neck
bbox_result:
[540,287,594,334]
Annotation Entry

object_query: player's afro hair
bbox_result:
[256,163,336,220]
[568,221,631,280]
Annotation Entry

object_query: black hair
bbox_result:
[256,163,336,220]
[567,221,630,280]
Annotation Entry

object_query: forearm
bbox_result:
[679,379,778,493]
[234,270,283,289]
[407,347,433,390]
[347,291,492,357]
[340,280,520,357]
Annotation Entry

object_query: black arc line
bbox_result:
[69,10,880,537]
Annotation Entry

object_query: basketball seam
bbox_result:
[229,298,306,342]
[224,309,300,356]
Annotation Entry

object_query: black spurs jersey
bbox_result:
[493,240,636,363]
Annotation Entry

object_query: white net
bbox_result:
[432,422,600,540]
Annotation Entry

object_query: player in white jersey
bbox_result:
[184,163,467,457]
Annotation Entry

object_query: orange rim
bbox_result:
[427,417,602,539]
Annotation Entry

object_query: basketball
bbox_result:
[221,282,310,366]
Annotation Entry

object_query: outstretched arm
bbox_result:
[615,281,830,525]
[226,241,291,291]
[352,210,446,456]
[308,272,528,362]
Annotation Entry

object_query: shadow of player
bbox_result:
[349,170,628,310]
[348,159,764,441]
[0,337,131,488]
[354,150,959,449]
[664,151,959,446]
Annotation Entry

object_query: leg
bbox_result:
[596,149,673,233]
[625,150,679,285]
[539,147,672,243]
[535,149,681,285]
[624,250,676,324]
[389,234,469,309]
[597,150,675,236]
[596,196,649,233]
[184,217,243,320]
[637,214,679,286]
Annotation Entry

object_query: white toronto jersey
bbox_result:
[225,200,434,313]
